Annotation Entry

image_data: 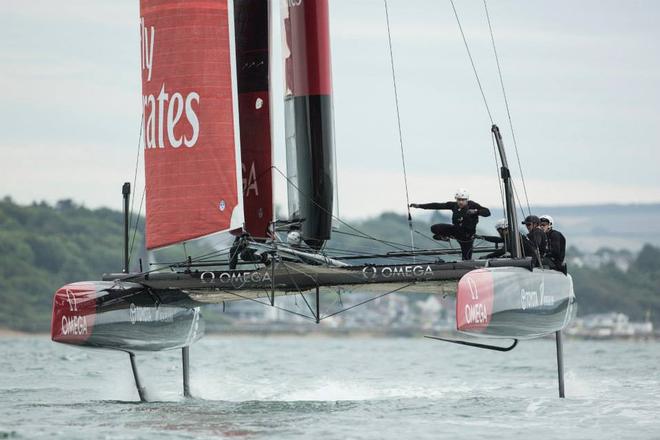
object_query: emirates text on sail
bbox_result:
[140,18,200,150]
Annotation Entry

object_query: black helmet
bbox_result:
[522,215,540,225]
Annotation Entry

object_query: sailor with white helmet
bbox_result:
[481,218,511,259]
[540,214,566,271]
[409,188,491,260]
[286,230,303,247]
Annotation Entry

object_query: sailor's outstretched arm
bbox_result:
[479,234,503,244]
[409,202,454,210]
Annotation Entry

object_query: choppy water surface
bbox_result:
[1,336,659,439]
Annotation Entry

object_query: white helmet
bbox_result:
[455,188,470,200]
[495,218,509,230]
[287,230,302,246]
[539,214,554,226]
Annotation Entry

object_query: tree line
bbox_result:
[0,197,657,331]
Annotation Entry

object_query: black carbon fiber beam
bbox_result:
[555,330,566,398]
[182,346,191,398]
[122,182,131,273]
[128,352,147,402]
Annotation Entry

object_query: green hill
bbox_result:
[0,197,142,331]
[0,197,658,332]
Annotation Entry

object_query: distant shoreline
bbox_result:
[1,327,656,341]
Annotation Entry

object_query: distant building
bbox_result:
[567,312,653,338]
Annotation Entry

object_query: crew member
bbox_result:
[540,214,566,271]
[410,188,491,260]
[522,215,548,266]
[287,230,303,248]
[482,218,510,259]
[229,232,267,269]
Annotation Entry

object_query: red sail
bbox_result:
[235,0,274,239]
[141,0,243,250]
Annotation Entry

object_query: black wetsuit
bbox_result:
[523,227,548,266]
[544,229,566,270]
[415,201,491,260]
[482,233,510,259]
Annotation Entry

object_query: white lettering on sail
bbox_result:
[145,95,156,149]
[140,18,155,82]
[157,84,169,148]
[184,92,200,147]
[167,92,184,148]
[141,18,201,149]
[243,162,259,196]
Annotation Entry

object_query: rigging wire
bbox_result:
[272,166,409,252]
[128,187,145,265]
[332,228,422,251]
[483,0,531,215]
[127,114,144,269]
[320,283,414,321]
[128,114,144,236]
[449,0,494,125]
[384,0,416,257]
[449,0,508,221]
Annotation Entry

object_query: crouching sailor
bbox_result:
[409,188,490,260]
[481,218,511,258]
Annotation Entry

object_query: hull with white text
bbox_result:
[456,267,576,339]
[51,281,204,352]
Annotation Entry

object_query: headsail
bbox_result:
[282,0,335,249]
[141,0,244,250]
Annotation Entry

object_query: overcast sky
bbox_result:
[1,0,659,219]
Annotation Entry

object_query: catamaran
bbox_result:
[51,0,577,401]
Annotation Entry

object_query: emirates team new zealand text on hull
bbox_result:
[51,281,204,352]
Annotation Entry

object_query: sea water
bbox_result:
[1,336,658,439]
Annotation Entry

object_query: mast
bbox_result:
[491,125,522,258]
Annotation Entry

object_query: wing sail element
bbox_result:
[141,0,244,250]
[235,0,274,239]
[282,0,335,249]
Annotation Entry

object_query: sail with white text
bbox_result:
[141,0,244,249]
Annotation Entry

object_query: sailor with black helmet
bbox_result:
[540,215,566,271]
[521,215,548,266]
[409,188,491,260]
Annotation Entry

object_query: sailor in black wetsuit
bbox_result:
[482,218,510,259]
[540,214,566,271]
[409,188,490,260]
[522,215,548,266]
